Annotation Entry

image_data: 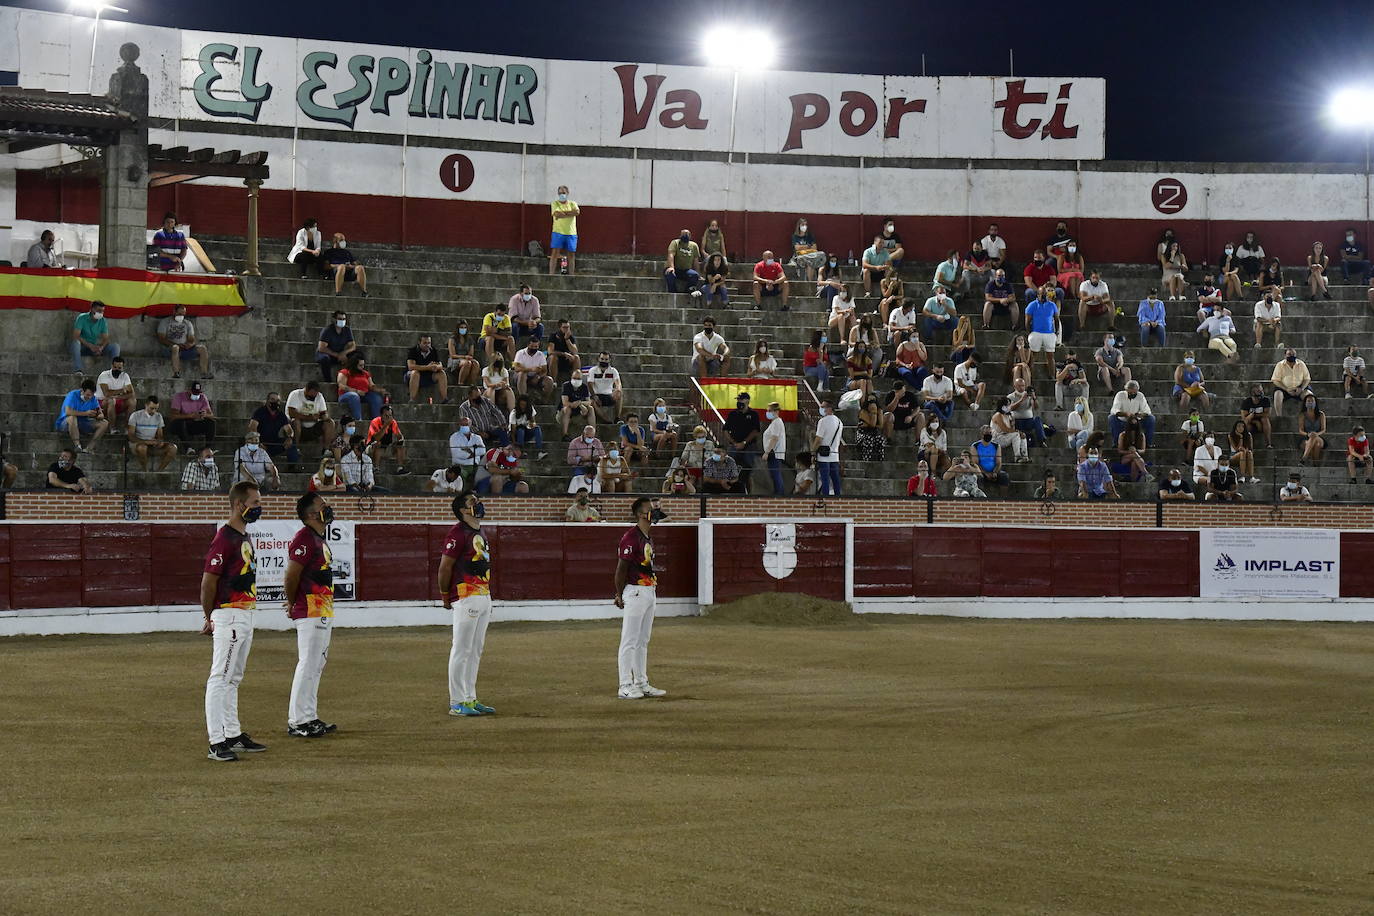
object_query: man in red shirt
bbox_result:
[1022,249,1063,304]
[438,493,495,717]
[614,496,665,699]
[752,249,790,311]
[200,481,266,762]
[283,492,338,738]
[1347,425,1373,484]
[365,404,409,476]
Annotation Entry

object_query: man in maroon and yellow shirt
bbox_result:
[614,496,665,699]
[438,492,495,717]
[283,491,338,738]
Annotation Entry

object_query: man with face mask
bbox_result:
[558,369,596,438]
[1075,447,1118,499]
[1023,249,1062,305]
[565,486,602,522]
[507,284,545,344]
[589,352,623,423]
[1339,228,1370,284]
[752,249,790,310]
[69,299,120,375]
[614,497,663,699]
[691,318,731,379]
[96,355,135,435]
[201,481,265,762]
[233,431,281,490]
[249,392,301,469]
[448,420,486,488]
[724,391,761,493]
[169,380,217,451]
[315,310,356,382]
[1157,468,1195,501]
[664,229,703,295]
[46,446,93,493]
[983,268,1020,330]
[1206,455,1242,502]
[284,492,339,738]
[156,303,212,379]
[323,232,368,297]
[700,443,740,494]
[181,445,220,491]
[1347,426,1373,485]
[862,234,893,297]
[548,184,579,276]
[439,493,497,716]
[512,334,554,398]
[566,424,605,478]
[128,395,178,472]
[1270,348,1312,414]
[1279,473,1313,502]
[1253,291,1283,349]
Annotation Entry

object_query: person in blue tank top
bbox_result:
[972,426,1009,494]
[1171,350,1211,412]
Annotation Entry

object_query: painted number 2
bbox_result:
[440,153,475,193]
[1151,178,1188,214]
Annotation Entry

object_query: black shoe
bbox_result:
[227,733,267,753]
[308,718,338,734]
[361,290,370,298]
[207,741,238,762]
[287,722,324,738]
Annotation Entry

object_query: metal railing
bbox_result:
[686,376,729,448]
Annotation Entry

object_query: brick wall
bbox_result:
[4,491,1372,528]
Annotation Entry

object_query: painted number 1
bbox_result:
[440,154,475,193]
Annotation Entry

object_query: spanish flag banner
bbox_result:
[0,266,247,317]
[698,378,800,422]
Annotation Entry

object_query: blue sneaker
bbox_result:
[472,700,496,715]
[448,702,482,717]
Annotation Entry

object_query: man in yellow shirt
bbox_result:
[482,302,516,363]
[549,184,580,276]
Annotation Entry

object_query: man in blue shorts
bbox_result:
[549,185,579,276]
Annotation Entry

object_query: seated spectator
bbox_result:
[1093,333,1126,395]
[565,467,600,497]
[620,413,651,464]
[95,355,135,437]
[827,284,858,342]
[846,341,875,399]
[1253,291,1283,350]
[907,460,939,498]
[886,380,922,439]
[1076,448,1118,499]
[649,398,679,456]
[856,395,891,460]
[1155,227,1176,266]
[1078,271,1113,328]
[1344,345,1368,399]
[812,399,843,496]
[953,351,985,411]
[944,450,986,498]
[152,212,187,271]
[1160,240,1188,300]
[921,289,956,342]
[459,384,510,446]
[1136,289,1167,347]
[479,443,529,495]
[1109,380,1154,446]
[950,316,976,366]
[340,435,383,492]
[1004,334,1033,386]
[1340,228,1371,283]
[286,381,334,456]
[1207,454,1243,501]
[249,392,301,469]
[664,230,703,295]
[1172,352,1210,411]
[233,431,281,490]
[168,380,217,451]
[692,317,731,379]
[511,336,554,400]
[366,404,409,475]
[752,250,789,310]
[980,223,1007,269]
[597,446,633,494]
[1179,408,1205,457]
[861,234,893,296]
[875,218,905,272]
[1193,433,1223,485]
[545,318,580,383]
[1113,419,1151,482]
[816,256,847,307]
[703,253,730,306]
[126,395,177,471]
[427,464,465,494]
[315,310,355,382]
[26,228,62,268]
[1194,275,1223,322]
[700,443,740,494]
[448,420,487,487]
[70,300,120,376]
[1023,250,1062,304]
[1240,384,1274,448]
[1227,420,1258,484]
[701,218,727,260]
[1046,220,1075,261]
[1054,351,1089,409]
[1271,348,1312,414]
[789,217,826,280]
[510,395,545,457]
[803,330,832,392]
[1024,287,1059,377]
[481,301,516,363]
[961,241,991,294]
[288,217,324,278]
[921,365,955,422]
[931,250,961,297]
[679,425,711,480]
[890,330,929,391]
[1280,472,1313,502]
[156,304,212,379]
[508,284,545,343]
[1007,378,1048,448]
[1306,242,1331,301]
[747,339,778,378]
[1034,470,1064,500]
[990,399,1029,463]
[330,417,359,463]
[1236,231,1265,283]
[407,334,450,403]
[983,268,1019,330]
[1258,257,1284,299]
[566,488,602,521]
[324,232,368,296]
[567,424,605,477]
[1067,396,1094,452]
[1158,468,1195,500]
[1196,306,1240,363]
[558,369,596,438]
[180,445,219,492]
[47,447,92,493]
[878,275,905,324]
[337,353,387,422]
[848,313,883,361]
[588,352,623,422]
[1217,242,1243,300]
[311,456,347,493]
[1057,243,1085,300]
[792,450,816,496]
[761,400,787,495]
[1298,395,1326,465]
[972,427,1010,494]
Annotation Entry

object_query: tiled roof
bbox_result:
[0,88,134,128]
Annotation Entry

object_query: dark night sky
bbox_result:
[6,0,1374,164]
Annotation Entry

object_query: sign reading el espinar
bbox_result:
[1,9,1105,159]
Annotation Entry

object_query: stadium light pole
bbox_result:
[1326,87,1374,234]
[702,27,777,246]
[71,0,129,96]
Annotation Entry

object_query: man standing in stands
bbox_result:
[284,492,339,738]
[549,184,579,276]
[724,391,761,493]
[201,481,267,762]
[614,496,665,700]
[439,493,496,717]
[152,212,187,271]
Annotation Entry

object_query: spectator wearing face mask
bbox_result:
[427,463,465,494]
[169,379,217,451]
[1339,228,1371,283]
[932,250,962,297]
[789,217,826,280]
[701,218,727,258]
[549,184,579,276]
[1054,352,1089,410]
[70,300,120,376]
[96,355,135,437]
[861,234,893,297]
[752,250,790,311]
[1108,380,1154,447]
[846,340,875,399]
[1235,232,1265,284]
[724,392,761,493]
[920,365,956,422]
[1067,395,1094,452]
[1194,276,1223,323]
[181,445,220,492]
[648,399,679,457]
[918,414,950,475]
[1136,289,1167,347]
[944,450,986,498]
[47,447,93,493]
[508,284,545,344]
[760,400,787,495]
[459,384,510,446]
[1306,242,1331,302]
[1179,407,1205,458]
[448,420,486,488]
[566,488,602,521]
[1196,306,1240,363]
[511,336,554,400]
[921,289,956,343]
[886,297,919,345]
[589,352,623,423]
[803,330,832,392]
[1206,455,1242,501]
[971,426,1010,494]
[443,320,480,388]
[1158,468,1195,500]
[1239,384,1273,449]
[619,413,650,465]
[747,339,777,378]
[700,444,740,494]
[953,351,985,412]
[1172,351,1210,411]
[664,230,703,295]
[1279,473,1312,502]
[1253,291,1283,350]
[702,253,730,306]
[1297,395,1326,465]
[679,426,711,480]
[1076,448,1117,499]
[310,456,346,493]
[478,443,529,495]
[1056,241,1085,300]
[1006,378,1049,448]
[559,370,596,439]
[315,310,356,382]
[597,444,633,494]
[340,435,385,493]
[481,302,516,364]
[156,303,212,380]
[1094,331,1131,393]
[812,400,843,496]
[1343,345,1367,399]
[152,212,187,271]
[366,405,409,476]
[983,268,1019,330]
[407,334,450,404]
[662,465,697,496]
[1217,241,1243,301]
[337,353,388,423]
[1023,250,1063,304]
[691,318,731,380]
[286,380,335,457]
[1192,432,1223,485]
[127,395,178,471]
[567,425,606,478]
[827,284,857,342]
[1270,349,1312,414]
[233,431,281,489]
[324,233,368,297]
[249,392,301,469]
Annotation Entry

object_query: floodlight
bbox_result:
[1327,87,1374,130]
[71,1,129,13]
[702,26,777,72]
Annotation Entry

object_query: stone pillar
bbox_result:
[243,178,262,276]
[98,43,149,270]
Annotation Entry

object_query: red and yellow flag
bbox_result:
[0,266,247,317]
[698,378,800,421]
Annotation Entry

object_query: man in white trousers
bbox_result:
[439,493,495,717]
[283,491,339,738]
[615,496,665,699]
[200,481,267,762]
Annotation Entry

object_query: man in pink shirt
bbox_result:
[752,249,790,311]
[169,379,217,450]
[506,284,545,344]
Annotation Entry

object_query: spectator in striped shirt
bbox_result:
[181,446,220,491]
[152,213,187,271]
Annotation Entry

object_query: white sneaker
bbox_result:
[970,402,980,411]
[1346,393,1354,399]
[638,684,666,697]
[617,685,644,699]
[1249,477,1261,484]
[690,289,703,298]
